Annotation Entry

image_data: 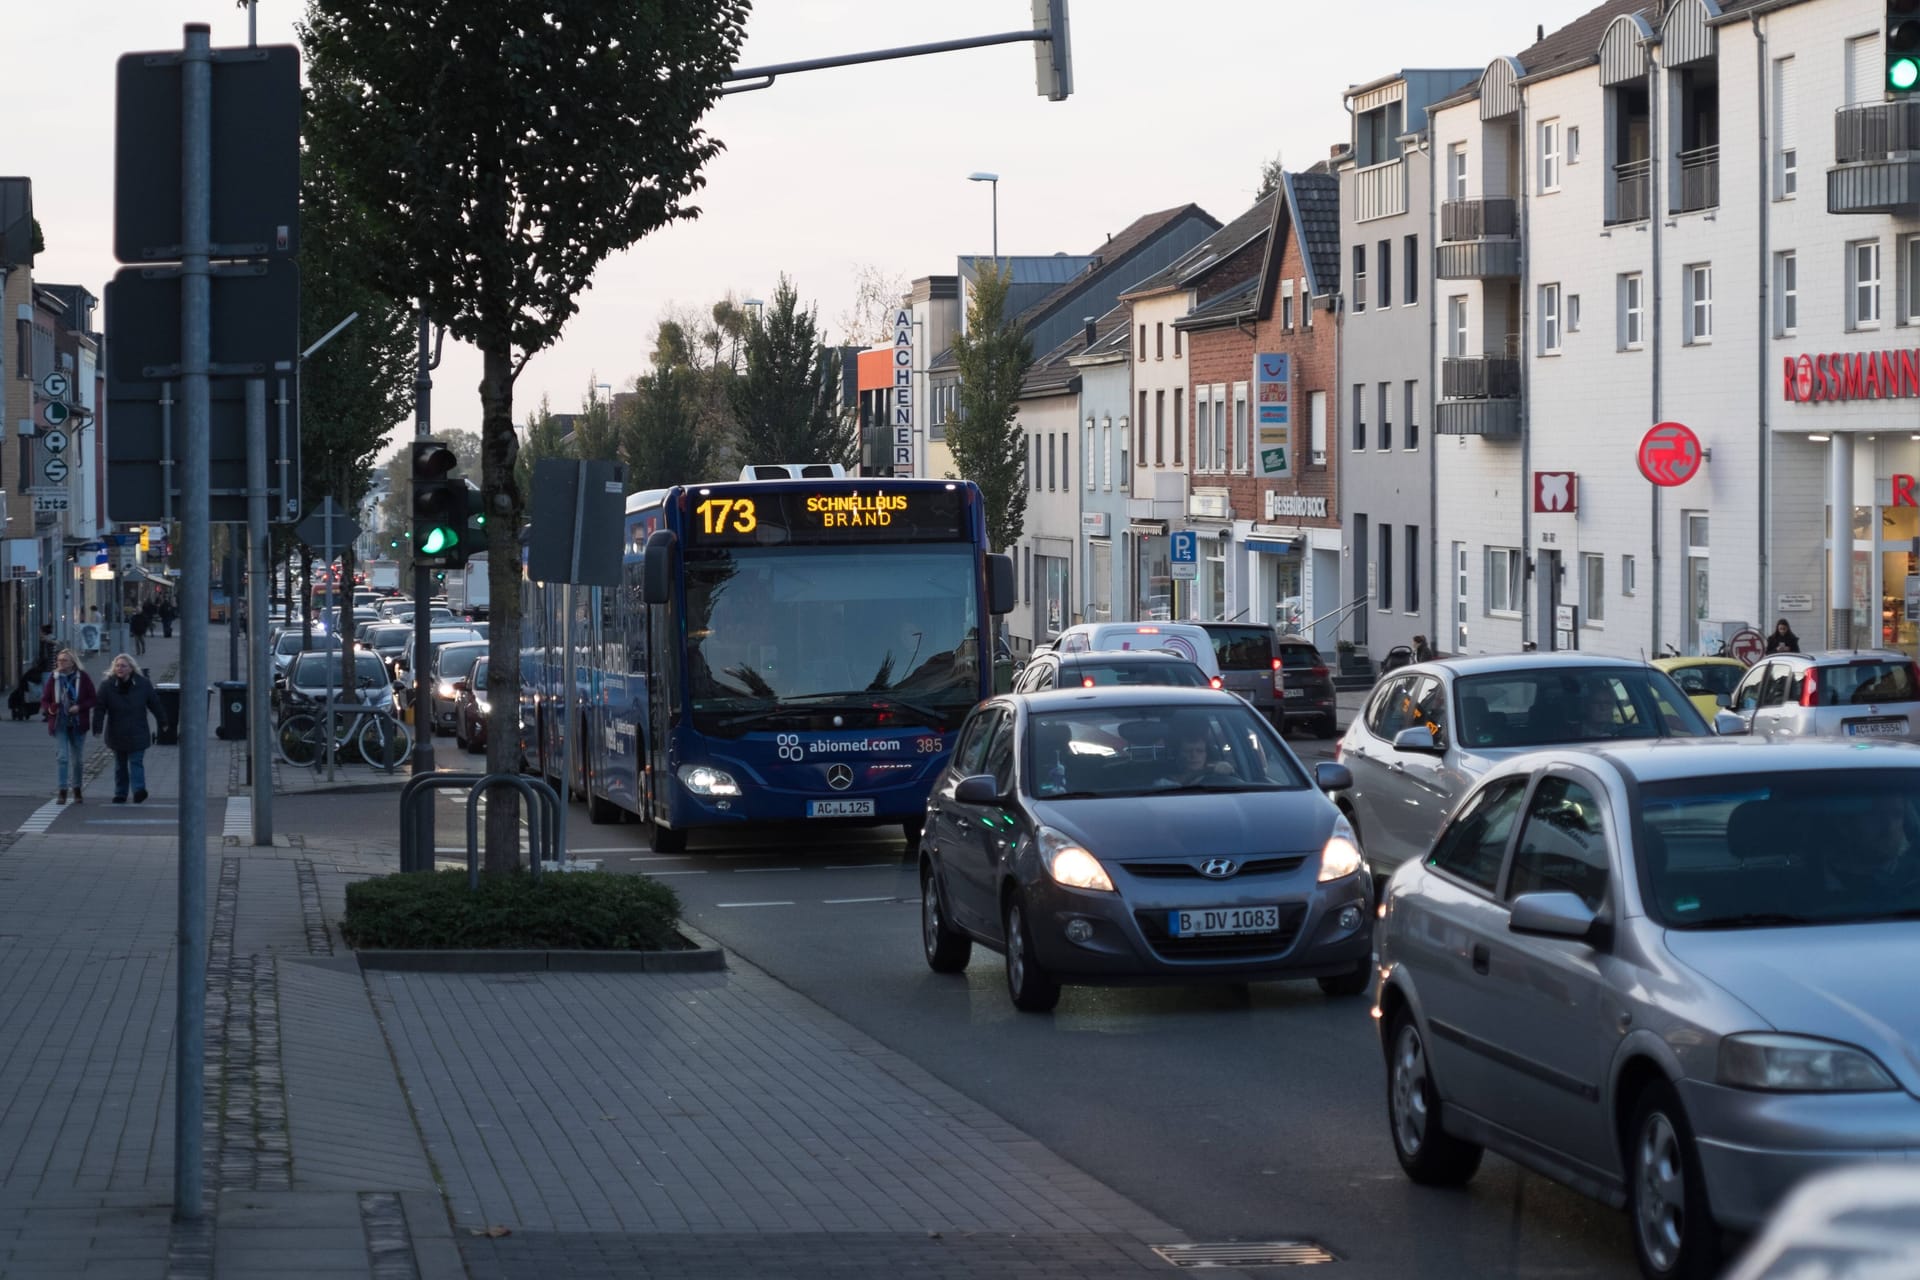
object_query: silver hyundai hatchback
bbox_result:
[1376,740,1920,1280]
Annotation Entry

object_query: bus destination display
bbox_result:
[688,488,968,545]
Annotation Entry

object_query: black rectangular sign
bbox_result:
[683,486,969,547]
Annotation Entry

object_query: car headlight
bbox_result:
[1037,825,1113,892]
[677,763,741,798]
[475,698,491,714]
[1718,1033,1898,1093]
[1317,815,1366,882]
[436,681,457,699]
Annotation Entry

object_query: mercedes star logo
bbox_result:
[827,764,854,791]
[1199,857,1238,879]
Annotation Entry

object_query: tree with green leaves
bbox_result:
[303,0,747,868]
[945,262,1033,552]
[729,276,854,468]
[515,398,573,496]
[567,381,623,463]
[623,361,720,492]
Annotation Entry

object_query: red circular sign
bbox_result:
[1637,421,1702,487]
[1730,629,1765,665]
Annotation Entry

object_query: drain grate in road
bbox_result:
[1153,1241,1338,1269]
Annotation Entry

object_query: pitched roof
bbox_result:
[1283,170,1341,298]
[1025,303,1132,395]
[1123,193,1279,298]
[1015,203,1216,325]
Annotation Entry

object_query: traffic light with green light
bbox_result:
[411,440,464,568]
[1892,0,1920,91]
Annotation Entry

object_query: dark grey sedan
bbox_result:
[918,687,1372,1012]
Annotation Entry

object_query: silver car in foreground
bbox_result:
[1375,739,1920,1279]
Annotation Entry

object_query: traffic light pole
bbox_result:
[410,311,437,869]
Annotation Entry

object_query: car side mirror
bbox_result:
[1510,891,1604,944]
[1313,762,1353,792]
[453,679,468,692]
[953,774,1004,806]
[1713,710,1750,736]
[1391,725,1442,754]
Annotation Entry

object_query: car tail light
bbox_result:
[1136,626,1160,634]
[1312,665,1329,679]
[1910,663,1920,694]
[1209,676,1223,689]
[1272,657,1285,696]
[1334,738,1345,763]
[1800,668,1819,708]
[1081,676,1095,688]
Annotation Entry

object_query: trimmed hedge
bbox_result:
[341,869,683,951]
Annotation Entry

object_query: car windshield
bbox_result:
[1062,659,1207,688]
[1639,770,1920,927]
[290,653,389,691]
[1204,625,1274,671]
[1026,702,1307,798]
[1453,667,1708,748]
[367,626,409,648]
[435,643,486,680]
[1812,659,1919,705]
[1669,663,1744,700]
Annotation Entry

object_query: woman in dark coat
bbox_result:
[40,649,96,804]
[93,653,168,804]
[1764,618,1801,655]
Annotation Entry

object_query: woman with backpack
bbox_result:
[40,649,96,804]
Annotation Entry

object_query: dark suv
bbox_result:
[1275,636,1338,737]
[1196,622,1282,724]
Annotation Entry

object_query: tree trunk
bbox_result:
[481,343,524,873]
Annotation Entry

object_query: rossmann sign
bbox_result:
[1782,350,1920,402]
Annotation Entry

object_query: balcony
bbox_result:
[1435,198,1519,279]
[1436,355,1520,438]
[1609,158,1650,224]
[1352,158,1408,222]
[1674,144,1719,213]
[1830,100,1920,213]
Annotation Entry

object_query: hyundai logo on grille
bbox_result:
[1199,858,1238,879]
[827,764,854,791]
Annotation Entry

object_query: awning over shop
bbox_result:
[1245,537,1302,556]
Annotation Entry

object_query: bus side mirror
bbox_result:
[643,529,677,605]
[988,553,1015,616]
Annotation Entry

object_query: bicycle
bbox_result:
[276,702,412,771]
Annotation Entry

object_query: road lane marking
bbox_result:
[87,820,176,826]
[17,799,65,834]
[733,866,801,873]
[716,901,793,908]
[223,797,251,838]
[824,863,897,870]
[644,870,707,876]
[822,897,892,904]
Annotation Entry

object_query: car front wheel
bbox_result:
[920,863,971,973]
[1002,898,1060,1013]
[1385,1009,1482,1186]
[1627,1080,1720,1280]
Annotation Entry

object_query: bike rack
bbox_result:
[398,771,566,886]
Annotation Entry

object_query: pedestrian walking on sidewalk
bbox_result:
[158,596,176,639]
[129,606,148,655]
[93,654,167,804]
[40,649,95,805]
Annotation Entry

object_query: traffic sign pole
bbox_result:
[247,378,272,845]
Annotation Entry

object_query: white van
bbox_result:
[1049,622,1223,684]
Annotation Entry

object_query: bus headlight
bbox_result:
[678,764,742,798]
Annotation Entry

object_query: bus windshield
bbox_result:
[685,543,980,735]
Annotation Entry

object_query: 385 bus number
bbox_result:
[916,736,942,754]
[696,497,757,535]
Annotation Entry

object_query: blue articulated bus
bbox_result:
[523,467,1014,852]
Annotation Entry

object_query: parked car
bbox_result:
[1653,655,1750,721]
[1276,635,1339,738]
[1197,622,1284,725]
[1719,649,1920,743]
[453,657,491,753]
[1010,649,1211,693]
[918,686,1371,1012]
[1335,655,1710,882]
[1049,621,1224,684]
[1376,739,1920,1280]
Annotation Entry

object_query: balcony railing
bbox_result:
[1441,355,1520,401]
[1439,197,1516,243]
[1352,158,1408,222]
[1610,158,1651,224]
[1835,99,1920,163]
[1675,144,1719,213]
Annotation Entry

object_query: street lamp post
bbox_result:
[968,172,999,266]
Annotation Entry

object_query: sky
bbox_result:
[3,0,1601,459]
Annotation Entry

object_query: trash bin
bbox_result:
[155,684,183,745]
[216,680,247,741]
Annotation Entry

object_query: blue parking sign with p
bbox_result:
[1171,532,1197,563]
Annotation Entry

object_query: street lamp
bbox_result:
[968,172,999,267]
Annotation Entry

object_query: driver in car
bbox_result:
[1156,722,1235,787]
[1826,794,1920,898]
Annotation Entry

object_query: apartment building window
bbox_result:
[1047,432,1056,491]
[1447,296,1467,357]
[1776,251,1798,336]
[1211,386,1228,472]
[1448,142,1467,199]
[1404,380,1419,451]
[1905,238,1920,324]
[1232,383,1249,472]
[1085,417,1097,490]
[1281,279,1295,330]
[1619,273,1645,349]
[1538,118,1561,193]
[1138,391,1148,463]
[1567,294,1581,333]
[1539,283,1562,355]
[1406,525,1420,613]
[1404,235,1419,305]
[1567,126,1581,164]
[1029,435,1038,490]
[1310,391,1328,465]
[1173,327,1182,356]
[1173,387,1184,466]
[1023,546,1032,605]
[1303,278,1313,328]
[1378,381,1392,451]
[1118,417,1130,489]
[1196,391,1214,473]
[1849,239,1882,329]
[1101,417,1113,490]
[1352,383,1367,451]
[1378,239,1392,309]
[1156,323,1165,360]
[1138,325,1146,360]
[1352,244,1367,312]
[1773,55,1797,198]
[1379,524,1394,614]
[1486,547,1521,615]
[1684,264,1712,344]
[1581,553,1605,625]
[1622,554,1637,596]
[1060,432,1069,497]
[1155,389,1166,465]
[1205,540,1225,621]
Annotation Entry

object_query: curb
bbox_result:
[353,939,726,973]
